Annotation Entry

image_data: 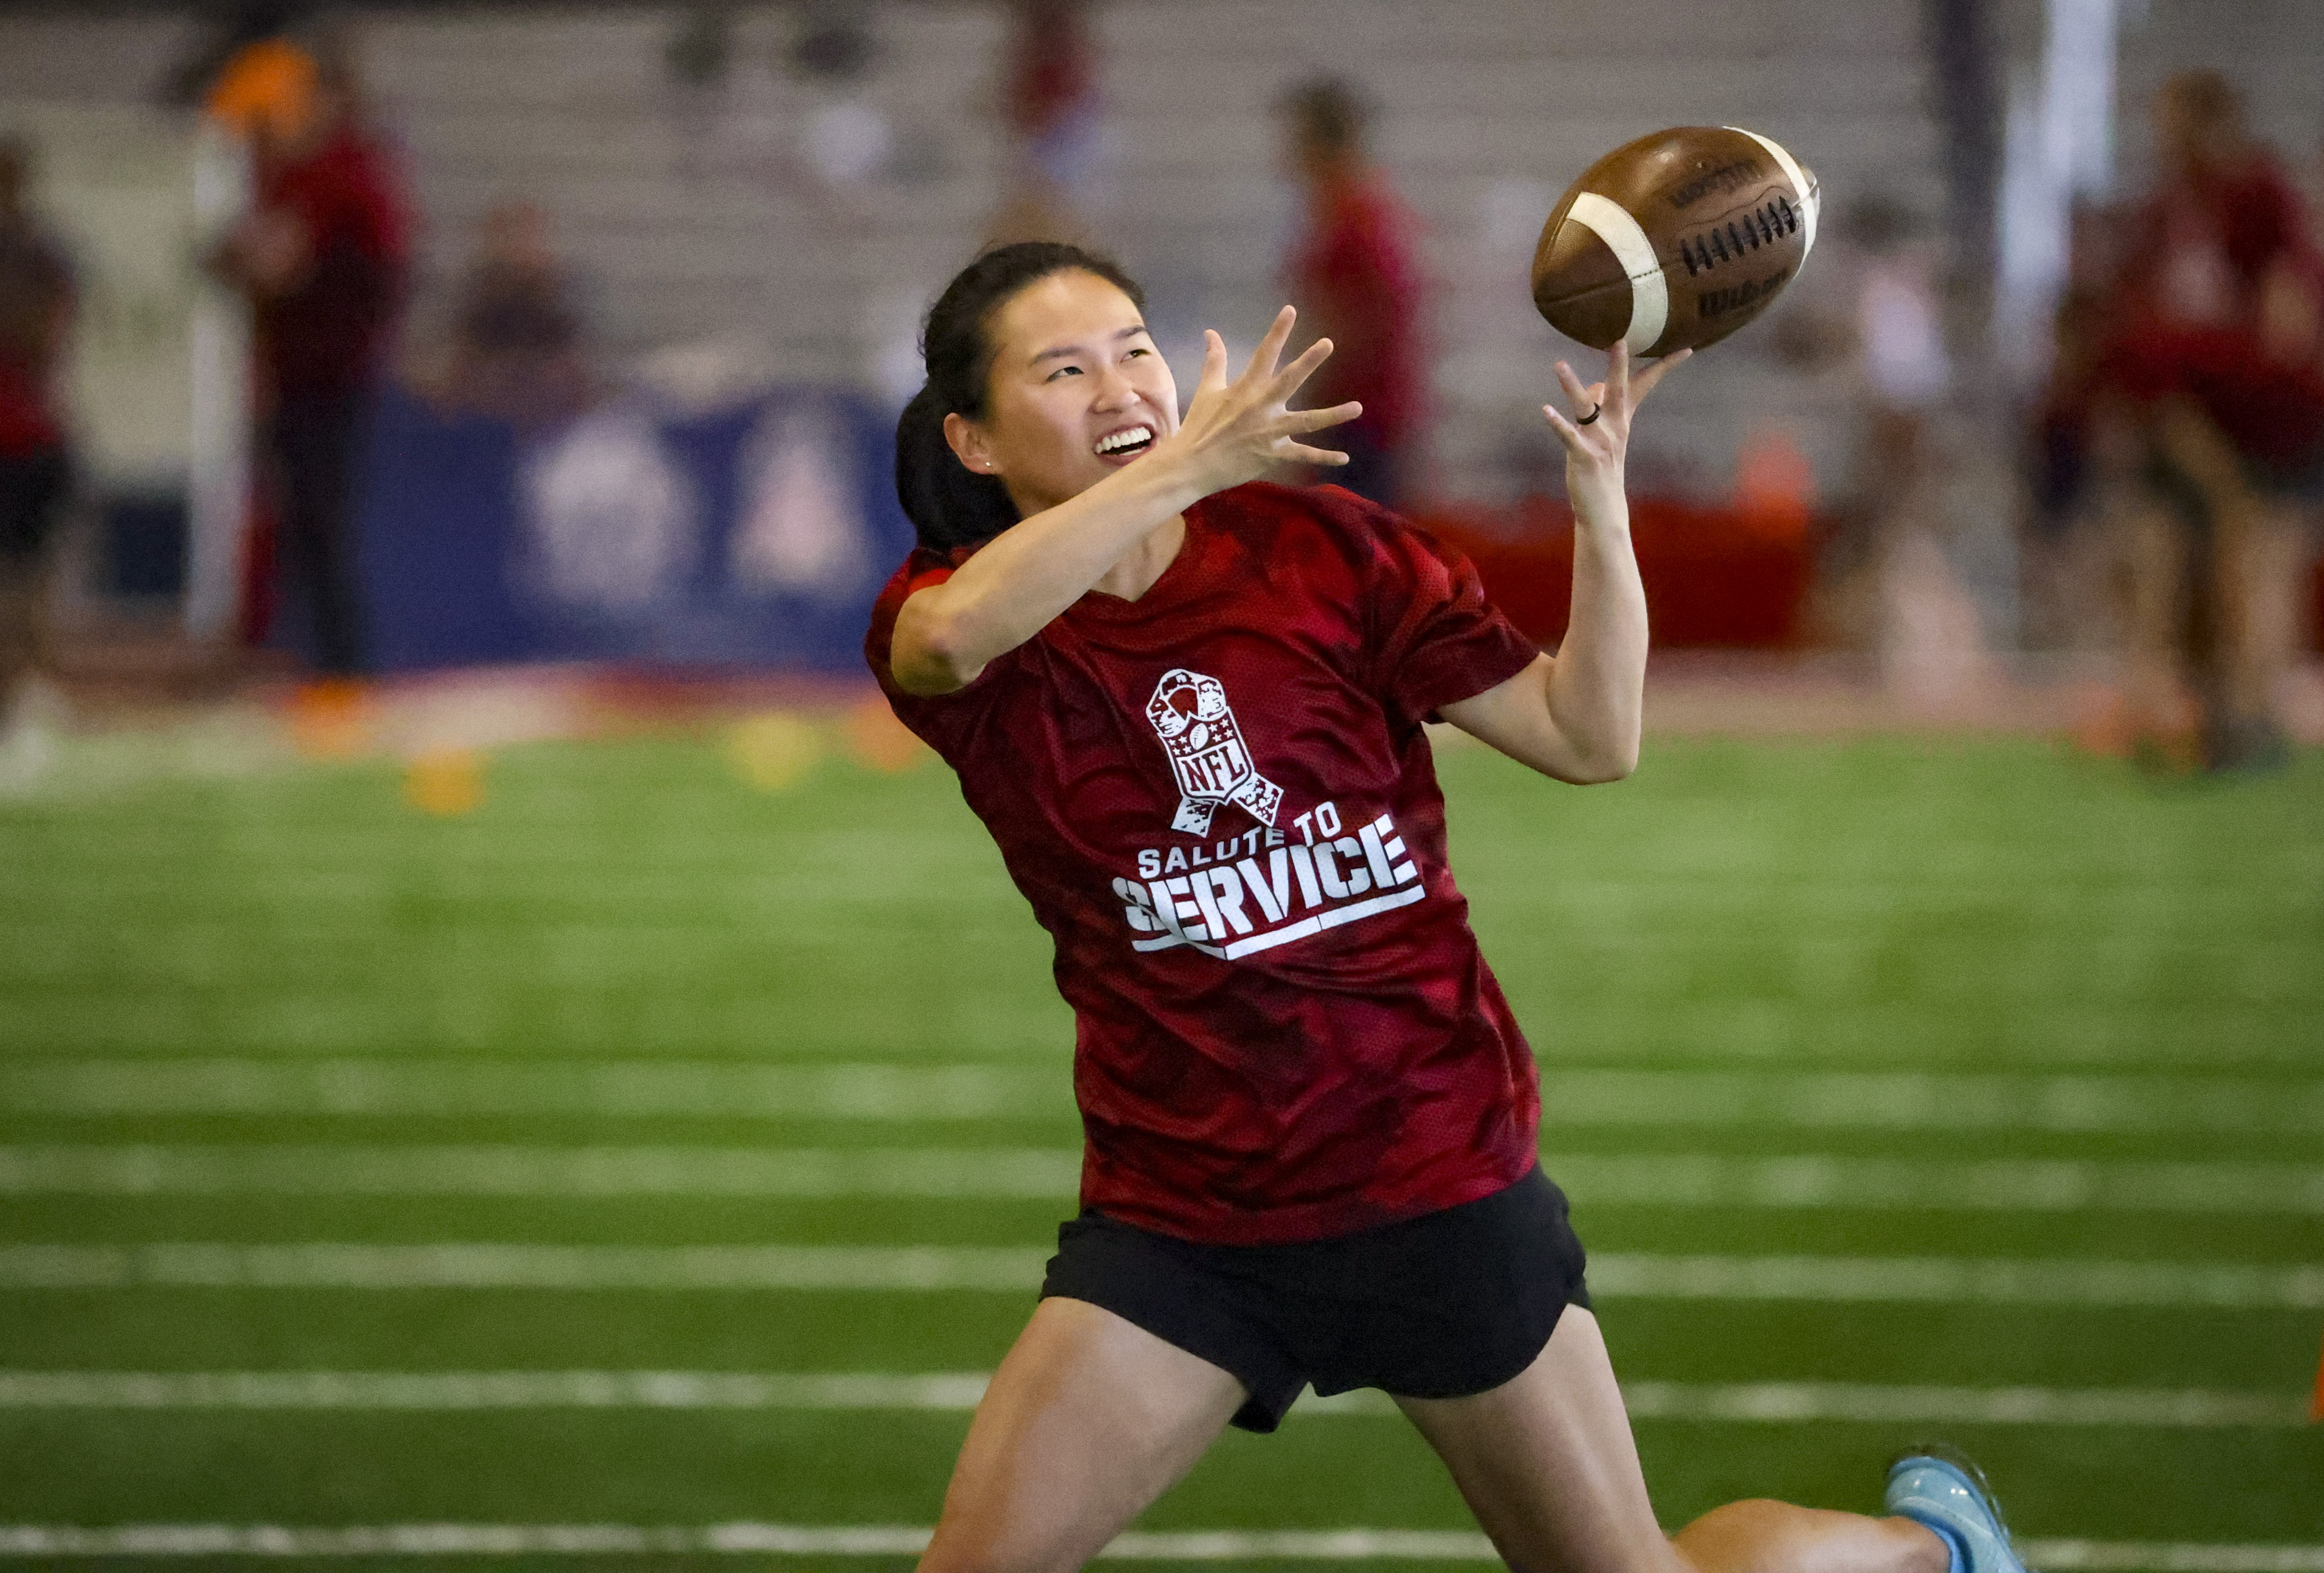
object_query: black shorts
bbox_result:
[1040,1164,1590,1433]
[0,448,69,567]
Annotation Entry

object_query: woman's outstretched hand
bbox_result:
[1541,342,1689,523]
[1158,305,1364,498]
[1432,340,1685,783]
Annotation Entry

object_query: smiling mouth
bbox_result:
[1094,425,1155,457]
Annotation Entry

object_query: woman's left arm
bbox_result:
[1437,343,1688,784]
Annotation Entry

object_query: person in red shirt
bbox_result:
[1279,78,1425,509]
[213,39,411,675]
[2091,70,2322,768]
[985,0,1103,246]
[0,136,74,774]
[869,243,2016,1573]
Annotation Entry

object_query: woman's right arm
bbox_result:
[890,307,1358,695]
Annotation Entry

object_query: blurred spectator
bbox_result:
[984,0,1102,246]
[212,32,412,676]
[1278,76,1425,511]
[1782,196,1958,660]
[440,202,591,431]
[2119,72,2306,333]
[2021,275,2117,652]
[0,136,74,785]
[2074,70,2322,769]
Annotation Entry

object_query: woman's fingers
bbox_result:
[1540,403,1586,454]
[1270,335,1336,402]
[1552,342,1691,424]
[1629,346,1691,404]
[1286,399,1362,434]
[1278,441,1349,466]
[1242,305,1298,385]
[1553,359,1595,412]
[1181,330,1230,415]
[1197,329,1230,394]
[1270,344,1334,408]
[1542,338,1680,460]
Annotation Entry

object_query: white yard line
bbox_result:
[0,1527,2313,1567]
[1534,1068,2324,1135]
[0,1245,2316,1307]
[0,1061,1064,1122]
[0,1243,1049,1291]
[0,1370,997,1412]
[0,1371,2302,1428]
[1584,1254,2324,1308]
[1550,1154,2324,1214]
[0,1526,942,1559]
[2028,1546,2324,1572]
[0,1145,1083,1199]
[2,1146,2318,1214]
[4,1061,2318,1134]
[1609,1381,2307,1428]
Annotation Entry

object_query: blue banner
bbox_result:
[355,384,917,674]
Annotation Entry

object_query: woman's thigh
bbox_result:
[1393,1305,1686,1573]
[1396,1309,1938,1573]
[919,1295,1246,1573]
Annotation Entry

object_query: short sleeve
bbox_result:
[1342,492,1540,724]
[863,550,947,703]
[863,548,1018,757]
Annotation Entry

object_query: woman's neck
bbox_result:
[1091,512,1186,602]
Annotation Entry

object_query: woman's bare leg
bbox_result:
[2122,496,2202,762]
[1395,1306,1948,1573]
[2227,502,2307,737]
[1672,1498,1948,1573]
[917,1296,1245,1573]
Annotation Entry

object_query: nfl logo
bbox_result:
[1147,669,1284,836]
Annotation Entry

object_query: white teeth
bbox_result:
[1095,426,1153,455]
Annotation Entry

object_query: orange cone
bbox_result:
[286,678,376,760]
[403,748,485,816]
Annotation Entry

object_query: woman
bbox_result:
[867,241,2021,1573]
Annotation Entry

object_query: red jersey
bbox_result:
[2100,153,2324,474]
[255,125,411,399]
[865,482,1543,1245]
[2119,152,2311,324]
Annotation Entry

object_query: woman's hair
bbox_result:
[896,240,1145,552]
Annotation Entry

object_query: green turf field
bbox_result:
[1,729,2319,1568]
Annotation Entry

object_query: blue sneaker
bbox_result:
[1885,1446,2031,1573]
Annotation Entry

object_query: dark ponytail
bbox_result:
[896,240,1147,552]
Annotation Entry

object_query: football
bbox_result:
[1531,126,1819,358]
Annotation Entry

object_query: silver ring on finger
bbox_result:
[1574,403,1601,426]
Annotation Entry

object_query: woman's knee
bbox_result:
[1672,1498,1948,1573]
[1669,1498,1831,1573]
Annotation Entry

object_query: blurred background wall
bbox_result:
[6,0,2313,497]
[0,1,2319,695]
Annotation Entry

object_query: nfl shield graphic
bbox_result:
[1146,668,1284,836]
